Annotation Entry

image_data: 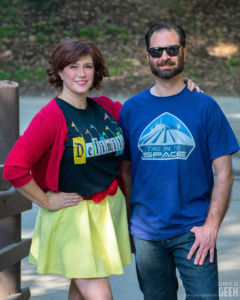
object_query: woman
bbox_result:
[3,39,131,300]
[4,39,199,299]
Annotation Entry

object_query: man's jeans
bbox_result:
[133,231,218,300]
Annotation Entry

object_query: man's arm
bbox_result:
[121,160,135,252]
[187,154,234,265]
[121,160,132,222]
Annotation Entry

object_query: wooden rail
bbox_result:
[0,81,32,300]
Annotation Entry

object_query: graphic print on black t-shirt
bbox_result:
[72,112,124,164]
[56,97,124,198]
[138,112,195,160]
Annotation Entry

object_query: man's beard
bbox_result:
[149,55,184,79]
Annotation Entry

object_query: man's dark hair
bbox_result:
[145,22,186,49]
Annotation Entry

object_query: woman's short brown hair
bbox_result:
[47,39,109,90]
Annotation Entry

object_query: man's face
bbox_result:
[147,29,187,79]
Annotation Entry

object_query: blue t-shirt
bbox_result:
[119,86,240,240]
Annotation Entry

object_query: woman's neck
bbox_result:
[58,92,87,109]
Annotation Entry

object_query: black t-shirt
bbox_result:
[56,97,124,198]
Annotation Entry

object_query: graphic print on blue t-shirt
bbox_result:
[138,112,195,160]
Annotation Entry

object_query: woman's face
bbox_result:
[58,55,95,97]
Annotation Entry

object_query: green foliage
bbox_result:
[78,28,92,38]
[34,69,46,81]
[0,60,46,83]
[49,17,58,26]
[13,0,28,6]
[37,33,46,43]
[63,30,71,37]
[104,24,129,39]
[0,0,10,6]
[127,74,136,79]
[14,0,39,9]
[207,32,224,39]
[189,71,200,79]
[119,27,129,41]
[0,26,9,38]
[120,33,129,41]
[15,68,33,81]
[108,65,120,76]
[93,28,100,37]
[0,71,11,80]
[0,1,237,93]
[38,23,46,32]
[229,57,240,67]
[5,7,17,19]
[14,0,30,5]
[178,4,187,15]
[107,57,139,78]
[189,21,197,30]
[184,62,192,72]
[13,0,61,12]
[132,26,140,34]
[0,26,16,38]
[185,63,200,79]
[106,24,118,35]
[121,59,132,67]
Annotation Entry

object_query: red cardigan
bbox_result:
[3,96,123,199]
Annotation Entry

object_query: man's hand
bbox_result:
[188,155,233,266]
[187,225,218,265]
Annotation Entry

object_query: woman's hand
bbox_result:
[184,78,203,93]
[16,179,83,210]
[48,192,83,211]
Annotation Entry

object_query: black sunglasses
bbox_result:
[147,45,182,58]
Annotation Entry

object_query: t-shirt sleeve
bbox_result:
[207,105,240,160]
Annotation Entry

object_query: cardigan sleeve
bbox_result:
[91,96,123,122]
[3,107,58,187]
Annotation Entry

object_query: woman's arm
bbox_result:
[184,78,202,93]
[17,179,83,210]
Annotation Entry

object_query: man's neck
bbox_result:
[150,75,186,97]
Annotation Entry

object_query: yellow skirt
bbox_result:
[28,187,132,278]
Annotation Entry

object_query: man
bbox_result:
[119,22,240,300]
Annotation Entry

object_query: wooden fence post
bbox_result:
[0,81,32,300]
